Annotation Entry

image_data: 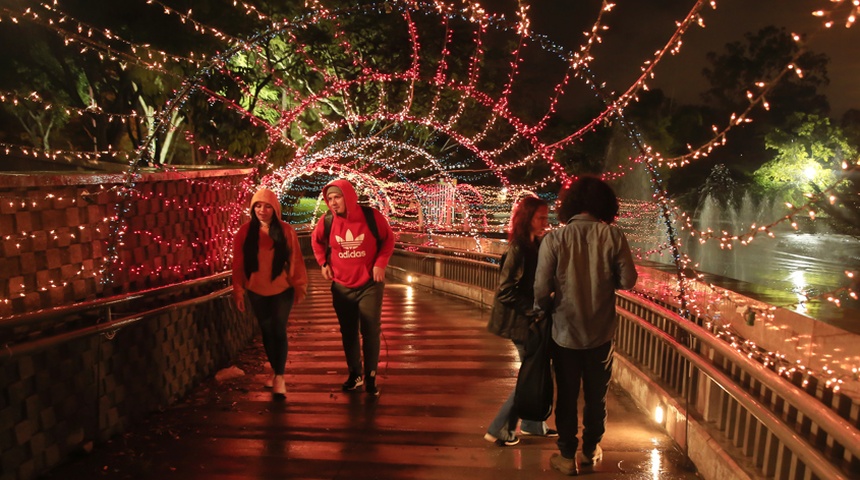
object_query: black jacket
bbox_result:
[487,239,540,342]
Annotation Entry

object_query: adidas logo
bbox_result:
[336,229,368,259]
[339,250,367,259]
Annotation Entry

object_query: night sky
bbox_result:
[486,0,860,117]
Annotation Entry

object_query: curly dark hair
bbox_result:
[508,195,547,244]
[557,175,619,224]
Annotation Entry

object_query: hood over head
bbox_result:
[250,188,282,219]
[323,179,362,221]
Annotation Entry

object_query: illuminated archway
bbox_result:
[4,0,856,319]
[132,1,624,235]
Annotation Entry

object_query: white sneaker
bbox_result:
[273,375,286,396]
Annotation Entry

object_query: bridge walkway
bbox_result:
[44,269,700,479]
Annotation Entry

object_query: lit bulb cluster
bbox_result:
[632,284,859,399]
[672,161,860,248]
[6,2,202,74]
[0,187,118,308]
[0,90,142,123]
[812,0,860,29]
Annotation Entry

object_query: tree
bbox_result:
[698,26,832,187]
[702,26,830,121]
[840,109,860,151]
[754,113,855,208]
[700,163,739,208]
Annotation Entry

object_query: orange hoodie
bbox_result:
[233,189,308,303]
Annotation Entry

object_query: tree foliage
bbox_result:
[656,26,836,206]
[754,113,855,205]
[702,26,830,120]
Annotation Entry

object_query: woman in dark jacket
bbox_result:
[483,195,557,446]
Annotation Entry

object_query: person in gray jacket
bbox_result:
[534,176,638,476]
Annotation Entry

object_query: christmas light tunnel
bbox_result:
[2,0,858,387]
[101,0,855,309]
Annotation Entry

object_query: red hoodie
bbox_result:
[311,179,395,288]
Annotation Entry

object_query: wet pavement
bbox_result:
[43,270,702,479]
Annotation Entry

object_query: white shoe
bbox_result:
[576,445,602,467]
[273,375,286,396]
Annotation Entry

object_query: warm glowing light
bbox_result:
[654,405,664,424]
[650,448,661,479]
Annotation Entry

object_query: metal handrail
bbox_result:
[390,245,859,477]
[400,251,499,268]
[617,290,860,459]
[395,242,502,262]
[4,286,233,360]
[616,303,849,480]
[0,271,231,329]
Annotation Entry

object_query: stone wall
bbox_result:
[0,291,253,480]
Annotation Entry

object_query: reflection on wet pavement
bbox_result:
[44,270,702,480]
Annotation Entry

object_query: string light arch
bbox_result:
[1,0,858,387]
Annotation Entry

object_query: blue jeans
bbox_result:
[487,340,549,440]
[247,288,295,375]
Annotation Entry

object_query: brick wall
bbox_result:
[0,168,253,317]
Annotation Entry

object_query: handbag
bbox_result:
[513,315,554,421]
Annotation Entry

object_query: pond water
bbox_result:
[623,194,860,332]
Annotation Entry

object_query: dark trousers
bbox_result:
[247,288,295,375]
[552,340,614,459]
[331,280,384,377]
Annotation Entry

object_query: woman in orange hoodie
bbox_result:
[232,188,308,397]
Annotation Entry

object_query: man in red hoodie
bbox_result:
[311,179,395,396]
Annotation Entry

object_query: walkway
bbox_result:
[44,270,701,479]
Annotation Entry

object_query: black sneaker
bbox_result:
[483,433,520,446]
[365,376,380,396]
[342,374,363,391]
[521,427,559,437]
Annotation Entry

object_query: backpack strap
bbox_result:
[323,211,333,266]
[360,205,382,251]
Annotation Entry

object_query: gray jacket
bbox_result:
[534,213,638,349]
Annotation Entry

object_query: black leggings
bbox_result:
[247,288,295,375]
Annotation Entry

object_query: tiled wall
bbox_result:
[0,292,254,480]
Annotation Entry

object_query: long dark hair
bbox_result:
[508,196,547,246]
[557,175,619,224]
[243,203,290,280]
